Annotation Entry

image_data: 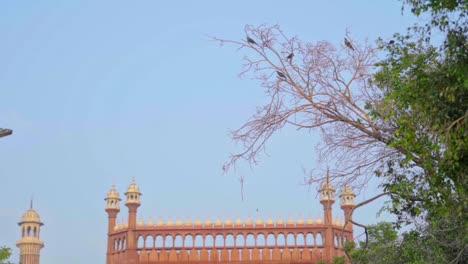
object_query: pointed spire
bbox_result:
[30,196,33,209]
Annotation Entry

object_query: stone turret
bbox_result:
[105,184,121,264]
[17,202,44,264]
[340,184,356,233]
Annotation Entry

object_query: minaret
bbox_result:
[125,177,141,264]
[16,202,44,264]
[340,184,356,235]
[319,170,335,225]
[319,170,335,263]
[105,184,121,264]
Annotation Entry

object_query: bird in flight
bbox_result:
[247,36,257,45]
[344,38,354,50]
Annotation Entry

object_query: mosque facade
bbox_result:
[104,177,356,264]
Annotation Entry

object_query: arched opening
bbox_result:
[205,234,214,247]
[122,237,126,250]
[184,234,193,248]
[277,233,286,246]
[296,233,305,246]
[137,235,144,248]
[155,235,163,248]
[114,239,118,251]
[165,235,173,248]
[27,226,31,237]
[225,234,234,247]
[22,227,25,237]
[174,234,183,247]
[316,233,323,246]
[117,239,121,251]
[286,233,295,246]
[246,234,255,247]
[215,234,224,247]
[306,233,314,246]
[257,233,266,246]
[266,233,275,246]
[334,234,340,247]
[145,235,154,248]
[194,234,203,247]
[235,234,244,247]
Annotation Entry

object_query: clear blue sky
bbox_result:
[0,1,417,263]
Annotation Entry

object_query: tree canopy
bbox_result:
[0,247,13,264]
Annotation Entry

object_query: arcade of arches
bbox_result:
[105,179,356,264]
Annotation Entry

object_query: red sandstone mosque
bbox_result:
[104,177,356,264]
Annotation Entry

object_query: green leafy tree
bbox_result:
[371,0,467,262]
[0,247,13,264]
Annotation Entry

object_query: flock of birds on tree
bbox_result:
[245,35,358,82]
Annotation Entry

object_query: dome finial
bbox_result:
[30,195,33,209]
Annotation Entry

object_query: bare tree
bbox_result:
[215,24,401,188]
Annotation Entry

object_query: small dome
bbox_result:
[320,179,334,191]
[126,177,141,194]
[255,216,263,226]
[277,216,284,226]
[147,217,154,226]
[245,216,253,226]
[156,218,164,227]
[235,217,243,226]
[286,215,295,226]
[137,218,144,226]
[297,214,304,225]
[340,185,354,195]
[175,218,183,226]
[224,217,233,226]
[266,216,274,226]
[19,208,42,225]
[166,218,174,227]
[106,184,120,200]
[185,218,192,227]
[215,216,222,227]
[204,217,212,227]
[306,215,314,225]
[194,218,202,227]
[316,217,323,225]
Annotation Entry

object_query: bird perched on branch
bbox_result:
[287,52,294,60]
[276,71,287,80]
[246,36,257,45]
[344,38,354,50]
[389,40,395,45]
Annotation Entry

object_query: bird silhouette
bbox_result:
[276,71,287,79]
[344,38,354,50]
[247,36,257,45]
[389,40,395,45]
[287,53,294,60]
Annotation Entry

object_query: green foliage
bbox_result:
[368,0,467,262]
[0,247,13,264]
[345,222,450,264]
[349,223,400,264]
[332,256,346,264]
